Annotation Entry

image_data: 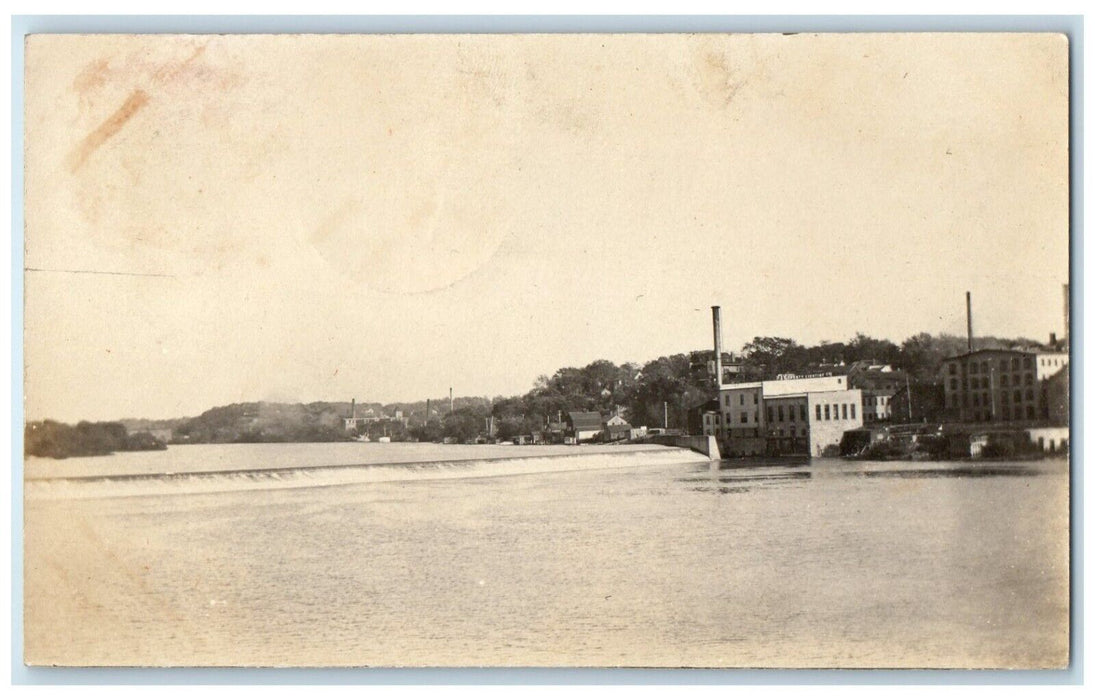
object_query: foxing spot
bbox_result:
[67,89,150,173]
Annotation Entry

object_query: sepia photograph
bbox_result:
[20,30,1071,669]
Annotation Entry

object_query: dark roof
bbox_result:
[851,369,907,391]
[567,411,603,431]
[942,347,1064,362]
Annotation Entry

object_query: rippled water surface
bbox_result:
[24,444,1069,667]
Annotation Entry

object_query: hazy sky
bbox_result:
[24,33,1069,422]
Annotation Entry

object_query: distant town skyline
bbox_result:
[24,34,1068,423]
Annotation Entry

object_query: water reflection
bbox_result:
[681,465,813,494]
[856,466,1047,479]
[682,458,1053,495]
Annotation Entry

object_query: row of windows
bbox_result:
[757,403,858,425]
[957,388,1036,408]
[967,405,1038,421]
[951,373,1034,391]
[771,427,808,438]
[722,401,865,424]
[723,392,759,407]
[767,405,806,423]
[814,403,856,421]
[949,356,1066,376]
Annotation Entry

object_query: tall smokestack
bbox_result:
[351,398,356,421]
[449,387,454,414]
[712,306,724,388]
[966,291,974,352]
[1063,283,1070,339]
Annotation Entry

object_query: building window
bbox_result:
[1000,359,1008,371]
[973,394,980,407]
[1014,389,1021,403]
[816,405,822,420]
[777,406,784,422]
[841,404,848,419]
[981,361,988,373]
[1025,373,1033,385]
[1001,375,1008,387]
[851,404,856,419]
[949,363,958,375]
[740,412,747,424]
[1026,389,1034,401]
[753,392,758,404]
[1012,358,1020,371]
[767,407,773,423]
[824,405,831,420]
[1027,406,1035,419]
[1023,357,1032,369]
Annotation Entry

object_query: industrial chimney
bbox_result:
[966,291,974,352]
[712,306,724,388]
[351,398,356,422]
[1063,283,1070,340]
[449,387,454,414]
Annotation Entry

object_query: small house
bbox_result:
[566,411,603,443]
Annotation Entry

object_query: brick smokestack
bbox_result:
[712,306,723,388]
[1064,283,1070,339]
[966,291,973,352]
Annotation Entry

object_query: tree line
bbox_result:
[25,420,167,459]
[420,331,1047,441]
[31,331,1048,453]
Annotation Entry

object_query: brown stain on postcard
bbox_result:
[66,43,209,174]
[67,89,150,173]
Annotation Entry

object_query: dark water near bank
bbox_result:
[24,444,1069,667]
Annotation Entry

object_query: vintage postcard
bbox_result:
[23,33,1070,668]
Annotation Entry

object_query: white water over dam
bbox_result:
[25,443,707,500]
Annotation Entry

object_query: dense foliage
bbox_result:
[44,332,1051,447]
[25,420,167,459]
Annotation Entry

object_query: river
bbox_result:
[23,443,1069,668]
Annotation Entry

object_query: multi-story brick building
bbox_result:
[941,349,1069,423]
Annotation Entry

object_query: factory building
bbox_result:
[710,375,864,458]
[941,348,1069,424]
